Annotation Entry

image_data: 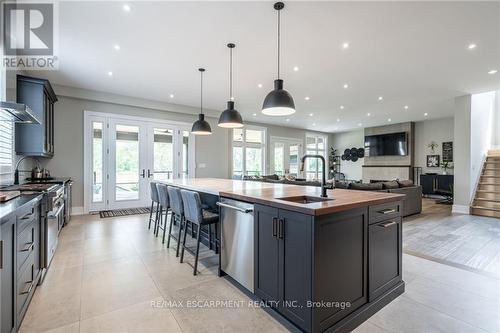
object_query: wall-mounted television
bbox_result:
[364,132,408,156]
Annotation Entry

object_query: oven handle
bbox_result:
[48,204,65,219]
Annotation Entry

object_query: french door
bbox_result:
[84,112,194,212]
[270,137,303,177]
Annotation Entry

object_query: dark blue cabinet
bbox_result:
[1,215,16,333]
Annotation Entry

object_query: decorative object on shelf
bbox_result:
[441,161,453,175]
[442,141,453,162]
[191,68,212,135]
[218,43,244,128]
[427,141,438,154]
[261,2,296,116]
[340,147,365,162]
[426,154,440,168]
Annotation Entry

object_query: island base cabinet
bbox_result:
[254,205,313,332]
[1,216,16,333]
[368,217,402,301]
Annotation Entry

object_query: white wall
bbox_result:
[470,91,496,198]
[414,117,454,174]
[329,129,364,181]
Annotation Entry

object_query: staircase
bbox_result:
[471,149,500,218]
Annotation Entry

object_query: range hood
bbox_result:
[0,101,40,124]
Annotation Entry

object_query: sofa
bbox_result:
[341,180,422,217]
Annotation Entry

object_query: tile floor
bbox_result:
[19,212,500,333]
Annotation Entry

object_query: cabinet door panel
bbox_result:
[314,208,368,330]
[1,216,16,333]
[369,217,402,301]
[254,204,280,302]
[279,209,312,331]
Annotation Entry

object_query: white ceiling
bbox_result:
[30,1,500,132]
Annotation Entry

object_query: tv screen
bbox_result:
[364,132,408,156]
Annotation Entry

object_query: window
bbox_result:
[232,126,266,178]
[305,134,328,180]
[0,112,13,175]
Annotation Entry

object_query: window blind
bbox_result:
[0,112,13,174]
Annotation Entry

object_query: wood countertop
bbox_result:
[160,178,404,216]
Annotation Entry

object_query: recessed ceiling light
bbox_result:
[107,71,113,76]
[343,83,349,89]
[388,118,392,122]
[378,96,383,101]
[257,83,263,88]
[286,118,290,122]
[424,112,428,116]
[340,105,344,110]
[309,113,314,117]
[358,123,362,127]
[336,118,340,122]
[305,96,310,101]
[366,113,371,117]
[342,42,349,49]
[169,93,174,98]
[253,113,257,116]
[488,69,498,75]
[114,44,121,51]
[467,43,477,50]
[293,66,299,72]
[404,105,409,110]
[123,4,131,12]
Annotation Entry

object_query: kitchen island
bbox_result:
[161,178,405,333]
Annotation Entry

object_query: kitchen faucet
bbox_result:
[300,155,328,198]
[14,156,40,185]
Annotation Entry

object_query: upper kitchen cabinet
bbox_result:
[15,75,58,157]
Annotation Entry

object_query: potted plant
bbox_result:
[441,161,453,175]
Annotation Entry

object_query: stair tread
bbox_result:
[476,190,500,194]
[471,205,500,212]
[474,198,500,203]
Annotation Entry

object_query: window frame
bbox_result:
[231,125,267,177]
[304,132,328,180]
[0,55,14,184]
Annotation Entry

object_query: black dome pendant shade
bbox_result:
[218,43,244,128]
[262,2,296,116]
[191,68,212,135]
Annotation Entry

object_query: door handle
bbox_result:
[141,169,146,178]
[148,169,153,178]
[278,219,284,239]
[272,217,277,237]
[379,221,397,228]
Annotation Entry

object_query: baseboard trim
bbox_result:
[452,204,470,214]
[71,206,84,216]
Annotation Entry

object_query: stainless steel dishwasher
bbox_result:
[217,198,254,292]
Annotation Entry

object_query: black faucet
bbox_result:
[300,155,328,198]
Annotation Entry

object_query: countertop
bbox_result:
[160,178,404,216]
[25,177,72,184]
[0,193,43,221]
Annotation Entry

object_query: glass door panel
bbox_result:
[273,142,285,176]
[92,121,104,203]
[289,144,300,177]
[114,124,140,201]
[246,147,262,176]
[153,128,174,181]
[181,131,189,179]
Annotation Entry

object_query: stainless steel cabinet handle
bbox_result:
[272,217,277,237]
[0,240,3,269]
[278,219,284,239]
[379,208,396,215]
[21,242,34,252]
[20,281,34,295]
[216,202,253,214]
[379,221,397,228]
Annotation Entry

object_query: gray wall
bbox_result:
[329,129,364,181]
[453,95,472,211]
[414,117,454,174]
[40,91,329,210]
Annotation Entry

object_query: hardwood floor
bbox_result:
[403,198,500,277]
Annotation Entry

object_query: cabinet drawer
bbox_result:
[369,201,402,224]
[17,252,36,315]
[17,221,36,271]
[17,203,38,234]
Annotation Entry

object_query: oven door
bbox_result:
[46,202,64,267]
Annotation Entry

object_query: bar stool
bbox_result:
[155,183,171,243]
[166,186,185,257]
[148,181,160,232]
[179,189,219,275]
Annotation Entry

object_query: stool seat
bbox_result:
[201,209,219,223]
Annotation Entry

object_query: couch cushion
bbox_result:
[349,182,383,191]
[262,174,279,180]
[382,181,399,189]
[397,180,414,188]
[335,181,349,189]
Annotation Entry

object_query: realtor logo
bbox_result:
[2,1,58,70]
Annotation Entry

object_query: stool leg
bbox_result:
[214,223,218,254]
[167,213,174,248]
[180,219,189,263]
[209,224,212,250]
[175,216,183,257]
[155,206,162,237]
[154,202,160,234]
[162,209,169,244]
[194,224,201,275]
[148,201,154,229]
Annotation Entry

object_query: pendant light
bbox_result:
[262,2,296,116]
[191,68,212,135]
[218,43,244,128]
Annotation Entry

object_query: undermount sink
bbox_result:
[276,195,333,204]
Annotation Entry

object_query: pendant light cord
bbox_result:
[277,7,281,79]
[200,70,203,115]
[229,46,233,100]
